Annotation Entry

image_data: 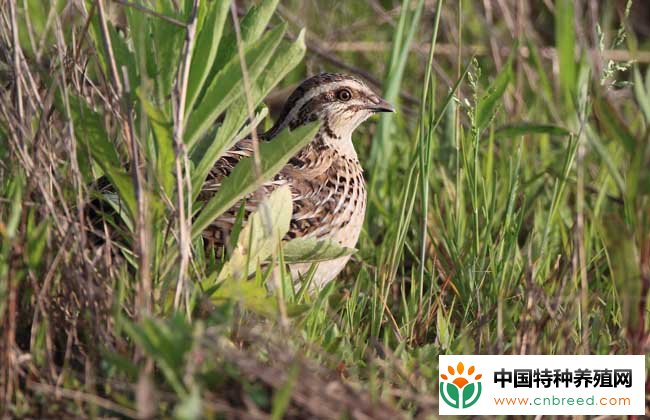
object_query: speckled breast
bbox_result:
[288,156,367,289]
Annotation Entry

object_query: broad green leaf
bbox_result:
[109,23,138,90]
[212,0,280,75]
[437,309,450,350]
[151,3,185,100]
[210,275,277,317]
[191,30,307,197]
[191,107,268,197]
[217,185,292,282]
[125,3,156,83]
[494,123,571,139]
[122,315,193,397]
[175,386,202,420]
[66,96,137,218]
[139,90,175,196]
[185,0,230,113]
[185,23,286,147]
[281,238,356,264]
[476,51,513,130]
[191,121,320,240]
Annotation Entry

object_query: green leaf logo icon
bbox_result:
[439,362,482,409]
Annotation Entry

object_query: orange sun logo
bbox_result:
[439,362,483,409]
[440,362,482,388]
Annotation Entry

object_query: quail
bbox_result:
[202,73,394,288]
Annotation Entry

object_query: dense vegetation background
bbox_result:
[1,0,649,417]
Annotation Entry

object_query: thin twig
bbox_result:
[9,0,24,122]
[27,381,139,418]
[123,65,151,315]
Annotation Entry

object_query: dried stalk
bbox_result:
[172,0,199,312]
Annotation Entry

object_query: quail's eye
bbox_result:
[337,88,352,101]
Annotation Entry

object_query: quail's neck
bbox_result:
[317,116,360,160]
[323,132,358,160]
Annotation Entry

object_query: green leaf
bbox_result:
[185,0,230,113]
[191,121,320,240]
[217,185,292,282]
[446,383,459,403]
[210,277,277,318]
[125,3,149,79]
[437,309,450,350]
[476,51,513,130]
[109,23,138,90]
[139,90,175,196]
[151,4,185,97]
[185,23,286,148]
[191,30,306,197]
[66,95,137,219]
[122,315,192,397]
[494,123,571,139]
[281,238,356,264]
[191,107,268,197]
[462,383,476,405]
[175,386,202,420]
[212,0,281,75]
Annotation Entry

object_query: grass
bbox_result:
[1,0,649,418]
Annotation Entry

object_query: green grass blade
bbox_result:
[369,0,425,171]
[556,0,576,97]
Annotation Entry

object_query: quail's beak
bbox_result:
[368,97,395,113]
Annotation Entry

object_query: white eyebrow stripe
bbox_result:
[275,79,369,131]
